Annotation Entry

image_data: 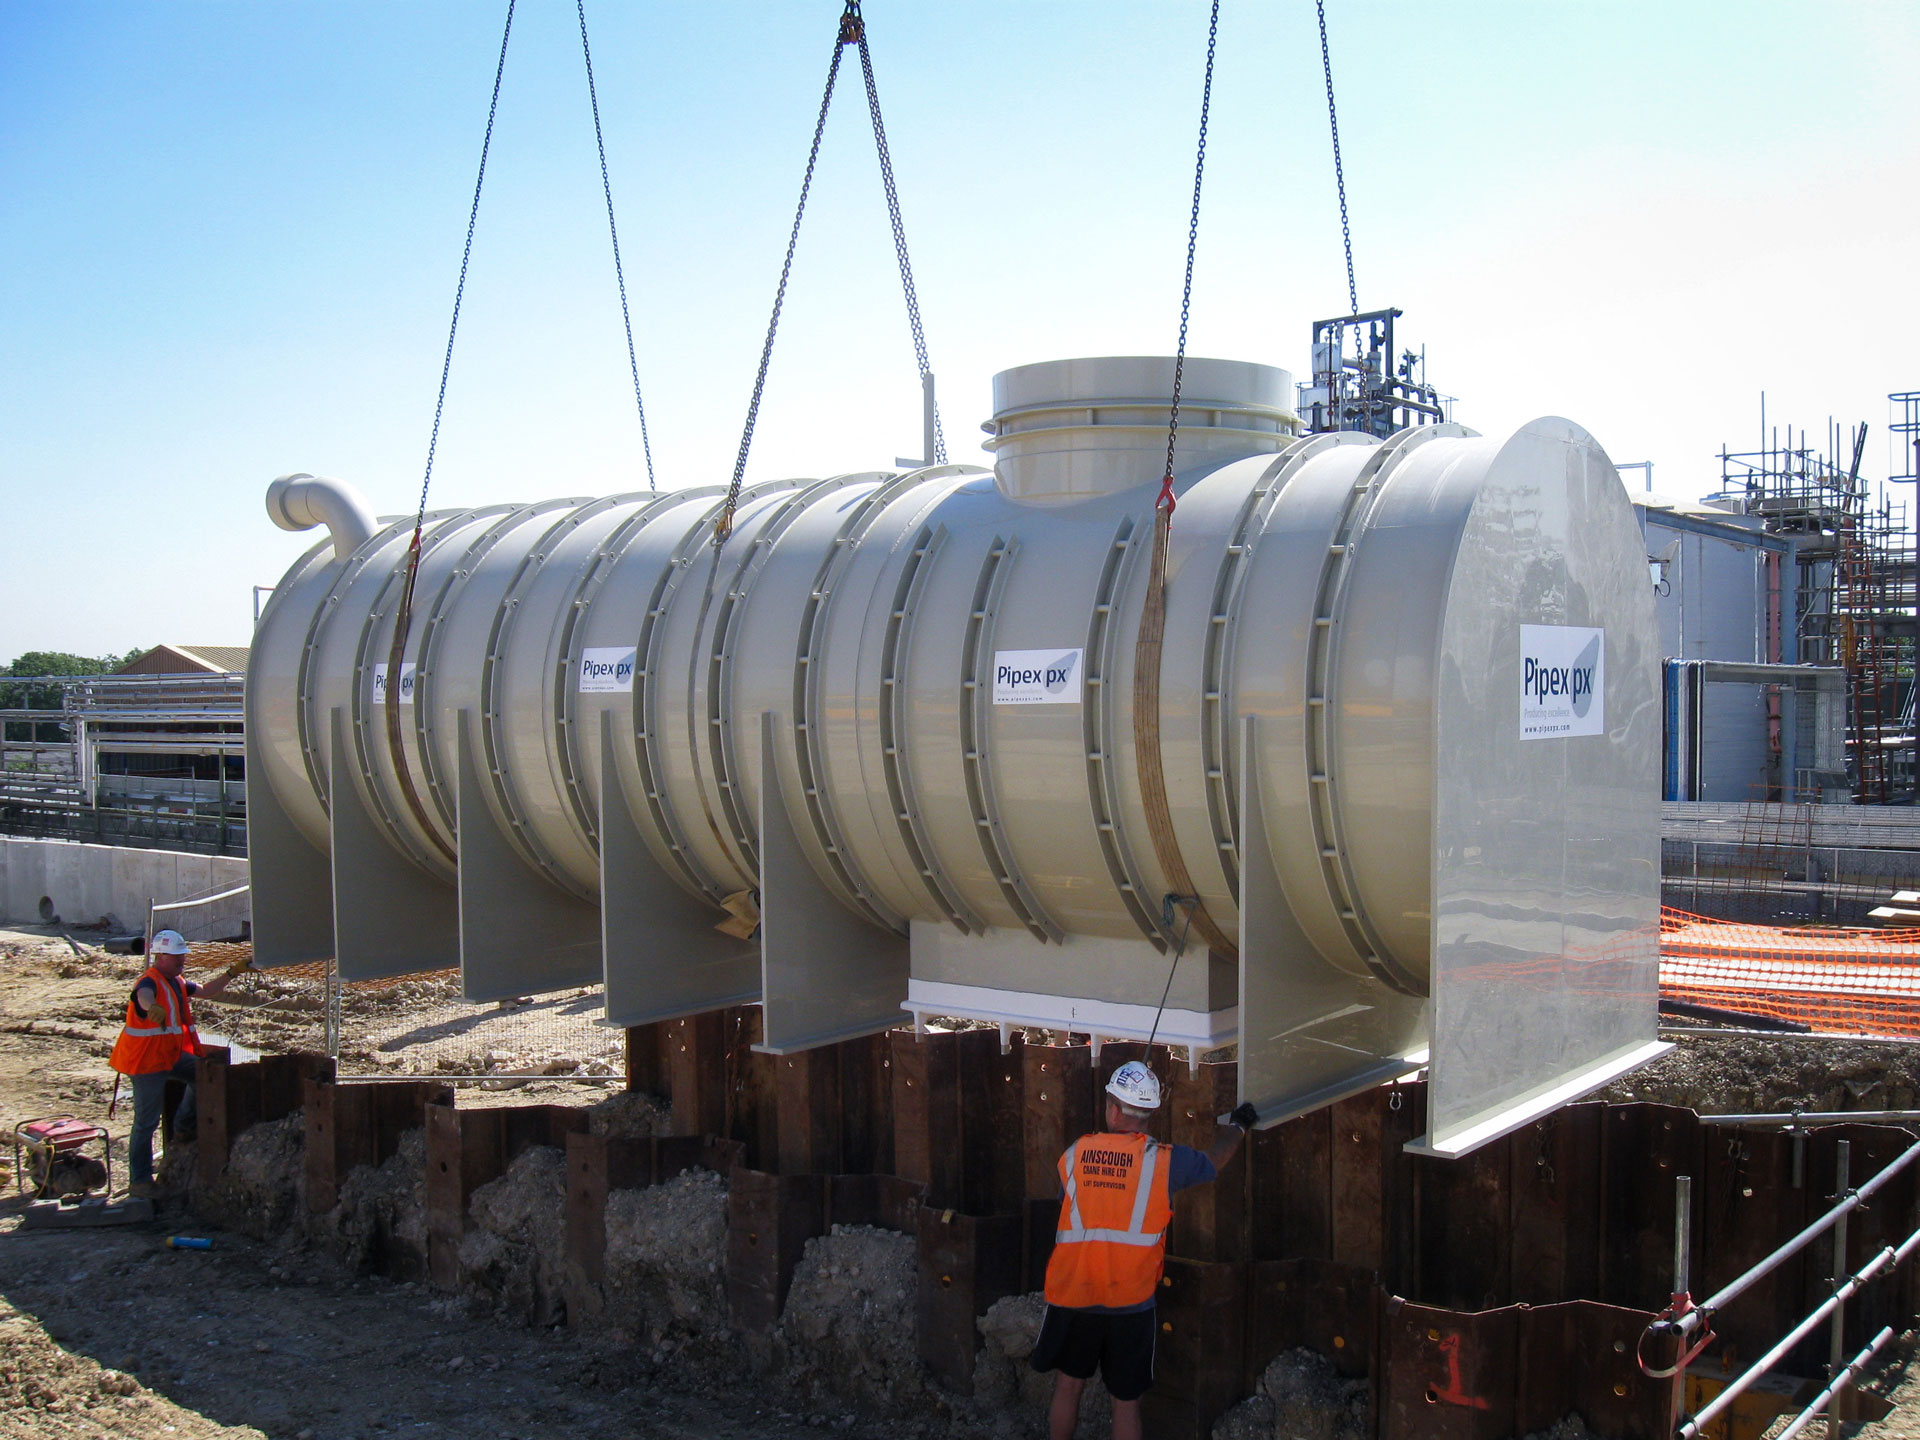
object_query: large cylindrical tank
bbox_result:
[248,355,1664,1154]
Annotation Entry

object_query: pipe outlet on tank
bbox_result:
[265,473,378,561]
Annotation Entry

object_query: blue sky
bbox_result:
[4,1,1917,660]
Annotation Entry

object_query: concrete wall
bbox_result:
[0,837,250,938]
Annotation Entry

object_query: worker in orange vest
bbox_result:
[1031,1060,1257,1440]
[109,929,244,1196]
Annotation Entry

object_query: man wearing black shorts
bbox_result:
[1031,1059,1256,1440]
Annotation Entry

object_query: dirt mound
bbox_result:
[776,1224,920,1415]
[192,1112,304,1238]
[461,1145,570,1326]
[971,1293,1111,1439]
[1596,1034,1920,1114]
[601,1167,730,1346]
[310,1126,430,1277]
[587,1086,667,1138]
[0,1288,256,1439]
[1212,1349,1369,1440]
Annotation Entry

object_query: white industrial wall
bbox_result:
[0,838,249,938]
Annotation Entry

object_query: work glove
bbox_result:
[1228,1102,1259,1132]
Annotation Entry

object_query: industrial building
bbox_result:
[0,645,247,854]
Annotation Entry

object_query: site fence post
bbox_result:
[1828,1140,1850,1440]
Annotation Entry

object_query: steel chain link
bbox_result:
[1316,0,1359,370]
[1160,0,1221,494]
[720,1,949,543]
[717,28,849,545]
[853,12,945,465]
[577,0,658,491]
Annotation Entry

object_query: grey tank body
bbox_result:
[247,356,1666,1155]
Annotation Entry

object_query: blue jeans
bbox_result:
[128,1056,199,1184]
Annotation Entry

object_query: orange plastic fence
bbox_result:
[184,943,454,992]
[1660,906,1920,1037]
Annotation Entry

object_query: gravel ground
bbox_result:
[1596,1033,1920,1114]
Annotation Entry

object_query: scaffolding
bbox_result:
[1710,406,1917,804]
[1894,390,1920,487]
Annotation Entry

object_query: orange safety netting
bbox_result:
[1660,907,1920,1037]
[183,944,455,992]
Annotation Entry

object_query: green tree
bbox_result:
[5,651,120,678]
[1,650,144,743]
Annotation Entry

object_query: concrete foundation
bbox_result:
[0,836,248,935]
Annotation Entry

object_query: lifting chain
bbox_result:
[851,7,945,468]
[385,0,658,863]
[1315,0,1361,382]
[1134,0,1236,968]
[382,0,519,868]
[578,0,658,493]
[716,0,945,547]
[1158,0,1220,500]
[1316,0,1358,320]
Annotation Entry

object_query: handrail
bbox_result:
[1657,1133,1920,1341]
[152,884,251,914]
[1677,1227,1920,1439]
[1700,1109,1920,1127]
[1773,1327,1895,1440]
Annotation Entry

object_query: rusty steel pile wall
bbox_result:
[183,1025,1920,1440]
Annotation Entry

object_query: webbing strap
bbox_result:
[1133,506,1236,959]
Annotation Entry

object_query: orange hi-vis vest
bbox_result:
[108,966,200,1076]
[1043,1131,1174,1310]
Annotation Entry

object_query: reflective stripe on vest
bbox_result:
[1056,1139,1162,1247]
[1043,1130,1174,1309]
[109,967,198,1075]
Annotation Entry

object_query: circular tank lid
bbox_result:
[984,356,1297,505]
[990,355,1293,419]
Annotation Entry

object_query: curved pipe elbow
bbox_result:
[266,474,378,561]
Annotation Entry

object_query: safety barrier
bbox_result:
[1642,1134,1920,1440]
[1660,908,1920,1038]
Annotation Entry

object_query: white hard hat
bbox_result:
[1105,1060,1162,1111]
[150,929,190,955]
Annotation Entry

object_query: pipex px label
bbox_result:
[578,647,637,693]
[992,648,1084,705]
[371,663,416,706]
[1519,625,1603,739]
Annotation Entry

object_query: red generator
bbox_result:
[12,1117,112,1199]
